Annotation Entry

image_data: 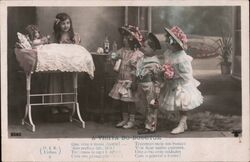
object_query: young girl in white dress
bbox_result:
[160,26,203,134]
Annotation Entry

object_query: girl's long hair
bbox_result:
[53,13,75,43]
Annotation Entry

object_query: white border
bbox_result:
[0,0,249,6]
[1,0,249,161]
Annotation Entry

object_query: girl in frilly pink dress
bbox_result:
[109,25,144,129]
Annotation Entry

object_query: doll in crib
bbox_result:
[25,24,50,49]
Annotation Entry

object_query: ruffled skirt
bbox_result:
[109,80,135,102]
[159,79,203,111]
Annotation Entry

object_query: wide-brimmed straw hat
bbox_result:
[118,25,144,47]
[148,32,161,50]
[164,26,188,49]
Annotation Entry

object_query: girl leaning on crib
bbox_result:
[160,26,203,134]
[47,12,81,114]
[109,25,144,129]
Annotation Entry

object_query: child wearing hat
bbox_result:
[136,33,163,134]
[109,25,144,129]
[160,26,203,134]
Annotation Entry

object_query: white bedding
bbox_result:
[36,43,95,78]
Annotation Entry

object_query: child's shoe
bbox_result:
[123,121,135,129]
[171,116,188,134]
[116,120,128,128]
[123,114,135,129]
[137,128,156,134]
[116,113,129,128]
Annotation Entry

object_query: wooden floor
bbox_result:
[7,69,242,138]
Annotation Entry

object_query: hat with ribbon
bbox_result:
[118,25,144,47]
[164,26,188,49]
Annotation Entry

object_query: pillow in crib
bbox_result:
[16,32,32,49]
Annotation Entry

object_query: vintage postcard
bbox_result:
[1,0,249,161]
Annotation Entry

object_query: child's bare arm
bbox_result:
[32,36,49,47]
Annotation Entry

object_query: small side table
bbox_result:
[85,52,116,122]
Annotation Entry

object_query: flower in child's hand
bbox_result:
[163,64,174,79]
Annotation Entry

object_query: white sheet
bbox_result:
[36,43,95,78]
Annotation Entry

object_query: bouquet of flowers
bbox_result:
[163,64,175,79]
